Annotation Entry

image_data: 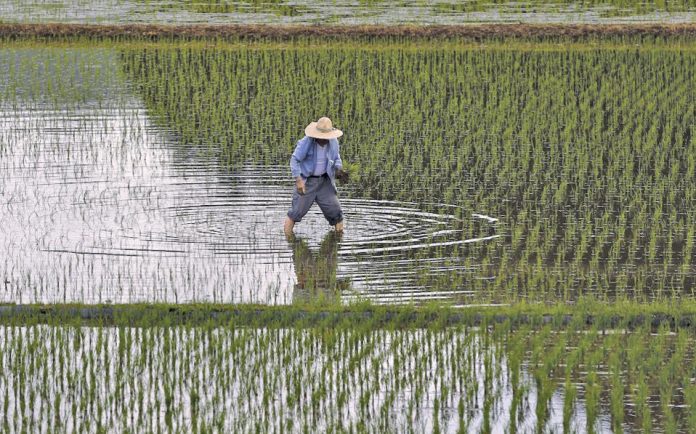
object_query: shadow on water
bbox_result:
[287,230,349,304]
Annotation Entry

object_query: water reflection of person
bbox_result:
[288,230,348,304]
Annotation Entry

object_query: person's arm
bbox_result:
[334,141,343,170]
[291,137,310,194]
[333,140,349,182]
[290,137,310,179]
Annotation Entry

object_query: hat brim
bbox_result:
[305,122,343,139]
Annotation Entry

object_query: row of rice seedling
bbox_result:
[1,35,693,304]
[0,316,694,431]
[0,46,127,110]
[433,0,696,16]
[0,41,502,305]
[156,0,696,18]
[116,37,696,302]
[1,0,695,24]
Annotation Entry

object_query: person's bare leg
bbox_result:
[334,220,344,232]
[284,217,295,237]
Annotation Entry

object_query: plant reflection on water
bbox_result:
[288,230,350,305]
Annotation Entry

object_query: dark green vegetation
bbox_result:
[120,37,696,302]
[3,300,696,329]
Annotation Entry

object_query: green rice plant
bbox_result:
[562,376,577,434]
[607,334,625,433]
[110,36,696,304]
[2,0,696,24]
[2,29,696,431]
[1,318,693,431]
[685,383,696,433]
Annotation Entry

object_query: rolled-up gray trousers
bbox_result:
[287,175,343,225]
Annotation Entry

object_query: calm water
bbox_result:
[1,0,695,24]
[0,49,499,304]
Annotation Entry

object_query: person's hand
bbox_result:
[335,168,349,182]
[296,177,306,194]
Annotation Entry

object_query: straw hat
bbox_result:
[305,117,343,139]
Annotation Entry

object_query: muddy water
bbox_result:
[0,89,498,305]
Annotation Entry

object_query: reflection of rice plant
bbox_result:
[1,29,696,432]
[1,35,695,304]
[607,335,624,432]
[115,36,696,303]
[2,0,696,23]
[2,311,696,431]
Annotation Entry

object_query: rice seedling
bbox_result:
[1,0,695,25]
[0,20,695,432]
[0,41,504,305]
[110,36,696,305]
[2,33,695,305]
[0,307,694,431]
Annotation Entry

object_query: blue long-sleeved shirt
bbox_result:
[290,136,343,187]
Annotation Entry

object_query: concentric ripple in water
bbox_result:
[0,102,499,305]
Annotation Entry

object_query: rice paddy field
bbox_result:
[2,0,696,24]
[3,303,696,432]
[3,34,694,306]
[1,7,695,432]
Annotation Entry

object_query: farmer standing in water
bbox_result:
[284,117,347,237]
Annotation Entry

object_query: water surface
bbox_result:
[1,0,695,24]
[0,48,499,304]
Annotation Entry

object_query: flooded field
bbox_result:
[1,321,694,432]
[0,46,500,305]
[1,0,696,24]
[1,24,695,432]
[1,39,694,304]
[124,39,696,303]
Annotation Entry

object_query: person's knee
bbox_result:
[319,202,342,225]
[286,211,303,223]
[325,210,343,226]
[287,191,314,223]
[316,193,342,225]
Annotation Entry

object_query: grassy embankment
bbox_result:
[1,299,696,330]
